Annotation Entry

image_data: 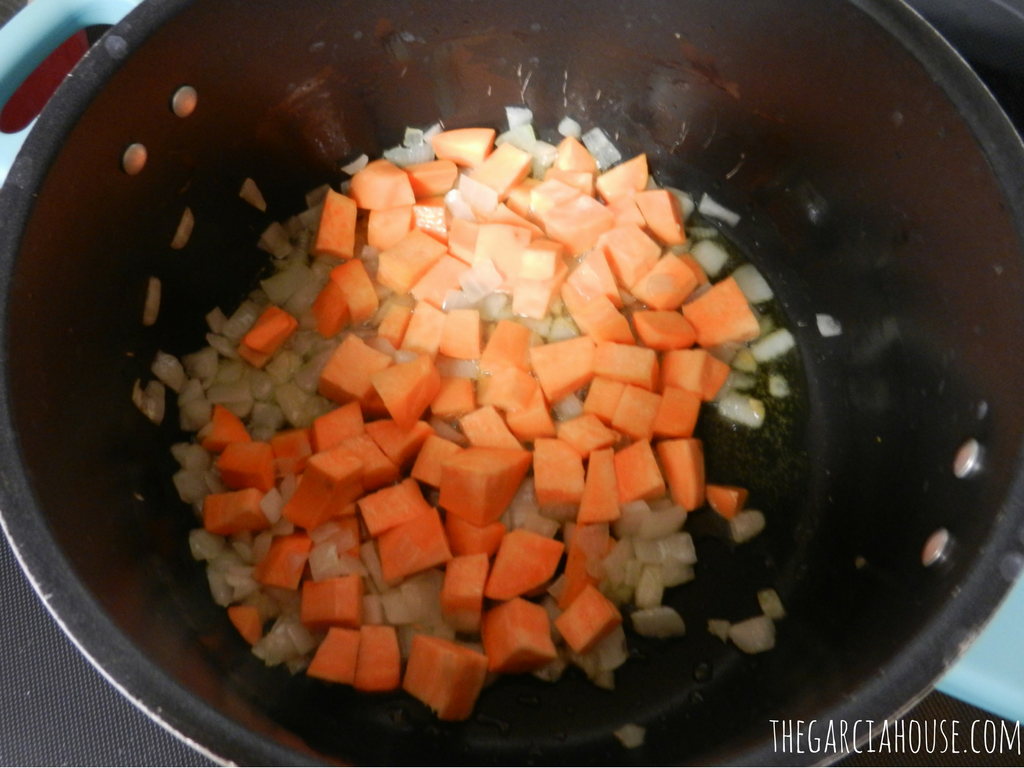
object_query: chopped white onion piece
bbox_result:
[716,393,765,428]
[612,500,651,539]
[205,307,227,336]
[179,399,212,432]
[142,276,161,326]
[479,292,509,322]
[768,374,791,398]
[304,183,330,208]
[698,193,741,226]
[132,379,166,425]
[529,140,559,178]
[729,615,776,654]
[592,625,629,671]
[581,127,622,170]
[665,187,695,220]
[522,510,560,538]
[222,300,263,341]
[552,393,584,421]
[458,173,499,215]
[189,528,224,561]
[557,116,582,139]
[517,315,552,337]
[206,566,234,608]
[383,142,434,167]
[689,240,730,278]
[433,355,479,380]
[496,123,537,152]
[730,510,766,544]
[360,541,388,593]
[362,594,385,625]
[732,348,757,373]
[239,177,267,212]
[661,560,695,588]
[632,606,686,638]
[614,724,646,749]
[403,127,425,147]
[429,416,469,446]
[170,207,194,250]
[442,289,476,311]
[151,351,187,393]
[751,329,795,362]
[539,503,577,523]
[731,264,774,303]
[636,505,687,539]
[341,154,369,175]
[757,588,787,620]
[445,188,476,221]
[259,488,283,524]
[634,564,665,609]
[184,347,219,381]
[816,313,843,337]
[707,618,732,642]
[460,258,504,303]
[720,371,756,395]
[394,350,419,364]
[261,263,313,305]
[423,122,443,143]
[546,315,580,341]
[505,105,534,129]
[533,658,568,683]
[175,470,209,505]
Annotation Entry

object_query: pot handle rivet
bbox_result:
[171,86,197,118]
[922,528,952,567]
[122,143,147,175]
[953,438,983,479]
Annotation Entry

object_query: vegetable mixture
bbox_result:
[148,110,795,724]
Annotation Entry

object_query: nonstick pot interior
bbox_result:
[3,0,1024,764]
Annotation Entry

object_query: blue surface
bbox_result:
[0,0,141,182]
[939,572,1024,724]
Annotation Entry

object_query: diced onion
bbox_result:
[634,564,665,609]
[460,258,503,303]
[581,127,622,170]
[132,379,166,425]
[506,105,534,129]
[189,529,224,561]
[665,187,695,220]
[731,264,774,304]
[175,470,210,505]
[632,606,686,638]
[341,154,369,175]
[383,142,434,167]
[558,116,582,139]
[261,263,314,306]
[260,488,284,524]
[728,615,776,654]
[529,141,559,178]
[222,300,263,341]
[239,177,267,212]
[614,724,646,749]
[751,329,795,362]
[816,313,843,337]
[716,393,765,428]
[362,594,385,625]
[732,348,757,373]
[479,292,509,322]
[697,193,741,226]
[689,240,730,278]
[552,393,584,421]
[444,189,476,221]
[151,351,187,393]
[142,276,161,326]
[757,588,787,620]
[730,510,766,543]
[496,123,537,152]
[170,207,194,250]
[707,618,732,642]
[546,315,580,341]
[768,375,790,398]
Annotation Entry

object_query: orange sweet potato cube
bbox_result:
[311,280,350,339]
[349,158,416,210]
[358,477,434,537]
[577,448,620,525]
[377,507,452,584]
[633,310,697,351]
[402,635,489,721]
[240,306,298,365]
[533,437,585,507]
[202,488,268,536]
[301,575,364,630]
[582,377,626,425]
[447,218,480,264]
[413,196,448,243]
[614,439,666,504]
[529,335,596,403]
[477,366,538,413]
[354,624,402,692]
[329,259,379,324]
[484,529,565,600]
[480,319,533,373]
[611,385,663,441]
[333,433,400,491]
[594,154,648,204]
[555,413,617,459]
[445,514,507,558]
[545,167,595,197]
[367,205,415,251]
[513,259,569,320]
[567,247,622,306]
[377,230,448,294]
[460,405,522,450]
[439,446,532,526]
[371,353,441,430]
[662,348,730,401]
[681,276,761,347]
[634,188,686,246]
[560,284,634,345]
[411,434,465,488]
[653,386,702,438]
[217,441,276,492]
[313,189,358,259]
[471,142,533,199]
[281,448,364,530]
[364,419,435,470]
[430,127,496,168]
[599,224,661,288]
[657,438,706,511]
[555,136,598,174]
[481,598,558,674]
[319,334,393,404]
[474,223,531,285]
[253,532,312,590]
[630,254,699,310]
[307,626,361,684]
[593,341,659,391]
[430,376,476,419]
[377,303,414,350]
[439,308,481,360]
[410,255,468,309]
[543,194,615,256]
[530,178,581,222]
[705,483,749,520]
[406,159,459,198]
[554,583,623,654]
[441,553,490,634]
[400,300,447,360]
[505,386,557,442]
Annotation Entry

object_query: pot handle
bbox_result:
[0,0,140,185]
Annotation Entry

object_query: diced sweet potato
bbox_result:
[681,276,761,347]
[529,335,596,403]
[367,205,415,251]
[430,127,496,168]
[460,405,522,450]
[319,334,393,404]
[410,434,465,488]
[555,136,598,175]
[402,635,489,721]
[371,353,441,430]
[301,574,364,630]
[439,447,532,526]
[633,310,697,351]
[477,366,537,413]
[445,514,507,557]
[358,477,434,537]
[485,529,565,600]
[634,188,686,246]
[406,159,459,198]
[350,158,417,210]
[662,348,730,401]
[543,194,615,256]
[481,598,558,673]
[614,440,666,503]
[439,309,481,360]
[577,448,620,525]
[411,256,469,308]
[329,259,379,324]
[533,438,585,507]
[377,507,452,584]
[653,386,702,438]
[313,189,358,259]
[430,377,476,419]
[599,224,661,289]
[593,341,659,391]
[376,303,414,349]
[441,553,490,634]
[203,488,268,536]
[400,300,447,360]
[480,319,532,374]
[657,438,706,511]
[582,377,626,426]
[554,583,622,654]
[611,385,663,441]
[630,254,699,311]
[471,143,533,199]
[555,413,617,459]
[705,483,749,519]
[505,386,557,442]
[377,230,448,295]
[594,154,648,204]
[364,419,435,470]
[560,284,634,345]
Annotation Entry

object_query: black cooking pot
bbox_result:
[2,0,1024,764]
